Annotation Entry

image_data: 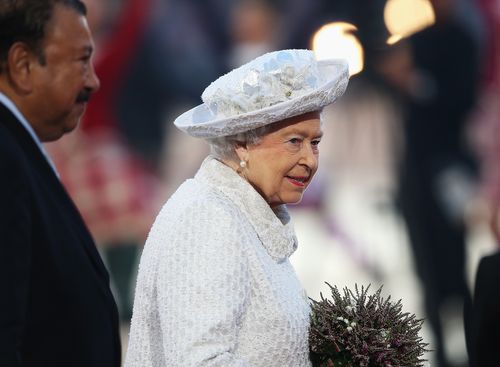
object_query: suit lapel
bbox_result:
[0,103,111,288]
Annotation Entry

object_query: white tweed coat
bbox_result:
[125,156,312,367]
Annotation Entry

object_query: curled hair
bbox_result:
[0,0,86,73]
[207,125,271,161]
[207,111,325,160]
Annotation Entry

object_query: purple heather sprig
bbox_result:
[309,283,429,367]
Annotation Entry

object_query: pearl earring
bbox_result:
[240,160,247,168]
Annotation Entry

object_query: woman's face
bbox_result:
[240,112,322,207]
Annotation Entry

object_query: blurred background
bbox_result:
[45,0,500,366]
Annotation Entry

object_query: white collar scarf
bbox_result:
[195,155,298,262]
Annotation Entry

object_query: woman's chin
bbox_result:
[270,195,304,208]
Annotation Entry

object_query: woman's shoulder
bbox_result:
[144,178,254,260]
[150,178,248,237]
[165,178,238,215]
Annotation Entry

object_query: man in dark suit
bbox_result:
[0,1,121,366]
[466,250,500,367]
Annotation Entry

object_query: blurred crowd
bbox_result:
[44,0,500,366]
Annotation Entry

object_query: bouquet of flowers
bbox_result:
[309,283,429,367]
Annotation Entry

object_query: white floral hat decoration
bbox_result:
[174,49,349,138]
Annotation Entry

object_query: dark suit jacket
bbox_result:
[467,250,500,367]
[0,102,121,367]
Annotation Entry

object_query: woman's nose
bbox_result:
[300,142,318,169]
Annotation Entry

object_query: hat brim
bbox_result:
[174,59,349,139]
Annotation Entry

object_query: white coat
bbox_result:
[125,156,312,366]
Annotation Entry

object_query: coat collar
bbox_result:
[0,102,112,289]
[195,155,298,262]
[0,93,59,175]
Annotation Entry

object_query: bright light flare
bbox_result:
[384,0,435,44]
[311,22,364,76]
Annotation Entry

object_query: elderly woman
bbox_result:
[125,49,349,366]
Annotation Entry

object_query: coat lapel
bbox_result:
[0,103,111,286]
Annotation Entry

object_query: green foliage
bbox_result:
[309,283,429,367]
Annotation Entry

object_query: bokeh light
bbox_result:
[311,22,364,76]
[384,0,435,44]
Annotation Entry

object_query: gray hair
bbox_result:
[207,125,271,161]
[207,111,325,160]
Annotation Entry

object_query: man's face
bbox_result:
[28,4,99,142]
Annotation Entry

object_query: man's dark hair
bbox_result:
[0,0,87,73]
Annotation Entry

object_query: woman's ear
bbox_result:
[234,141,249,162]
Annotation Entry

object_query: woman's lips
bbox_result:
[286,176,308,187]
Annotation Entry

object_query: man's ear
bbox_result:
[6,42,36,94]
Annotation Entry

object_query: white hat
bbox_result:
[174,49,349,139]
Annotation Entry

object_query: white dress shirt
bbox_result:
[0,92,58,175]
